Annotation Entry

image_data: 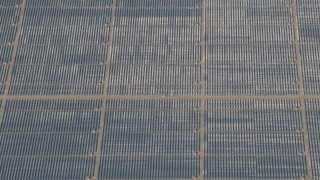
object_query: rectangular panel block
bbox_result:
[0,26,16,44]
[0,7,20,25]
[300,44,320,63]
[0,45,12,63]
[205,84,299,95]
[0,64,8,82]
[111,45,200,64]
[311,156,320,179]
[298,7,320,24]
[299,25,320,43]
[305,99,320,109]
[9,84,103,95]
[99,156,199,179]
[205,133,304,154]
[26,0,112,7]
[0,85,4,95]
[206,7,291,26]
[113,26,199,44]
[0,111,100,132]
[0,0,22,6]
[5,100,101,110]
[204,156,307,179]
[0,133,97,156]
[20,26,109,44]
[206,25,293,44]
[10,65,105,84]
[107,84,200,95]
[106,99,199,110]
[206,99,300,110]
[309,133,320,154]
[9,64,104,94]
[116,0,201,7]
[102,133,199,155]
[115,8,201,26]
[206,0,291,7]
[24,8,112,25]
[105,110,199,132]
[302,64,320,83]
[206,64,297,84]
[15,45,107,64]
[206,44,296,64]
[306,110,320,131]
[109,64,200,84]
[297,0,320,6]
[205,110,302,132]
[304,84,320,95]
[0,157,95,180]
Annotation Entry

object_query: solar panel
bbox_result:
[0,0,319,179]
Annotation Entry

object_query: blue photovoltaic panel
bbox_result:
[0,86,4,95]
[204,156,307,179]
[24,8,112,26]
[0,7,20,25]
[305,99,320,109]
[19,26,109,45]
[99,156,200,179]
[206,99,300,110]
[105,110,199,132]
[205,110,302,132]
[205,132,304,154]
[115,8,201,26]
[0,157,95,180]
[0,133,97,156]
[206,25,294,44]
[206,7,291,26]
[10,65,104,84]
[5,99,101,111]
[102,133,199,155]
[26,0,113,7]
[302,64,320,83]
[15,45,107,64]
[0,65,8,82]
[0,111,100,132]
[0,26,16,44]
[0,45,12,63]
[111,45,200,64]
[299,25,320,43]
[106,99,199,110]
[312,156,320,179]
[0,0,22,6]
[117,0,201,7]
[206,44,296,64]
[9,65,105,95]
[113,26,200,44]
[306,110,320,131]
[206,0,291,7]
[108,64,200,95]
[298,7,320,24]
[109,64,200,84]
[309,133,320,154]
[107,84,200,95]
[205,84,299,95]
[297,0,320,6]
[300,44,320,63]
[206,64,298,84]
[9,84,104,95]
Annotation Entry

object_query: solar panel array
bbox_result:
[0,0,320,179]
